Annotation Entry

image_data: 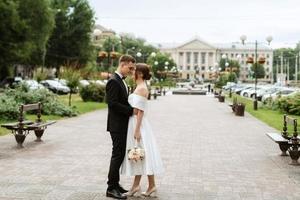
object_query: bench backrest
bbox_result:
[282,114,298,138]
[21,103,41,112]
[19,102,42,123]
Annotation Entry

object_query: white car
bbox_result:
[40,80,70,94]
[262,88,297,102]
[79,80,90,87]
[22,80,45,90]
[240,86,254,97]
[246,87,264,98]
[257,87,280,101]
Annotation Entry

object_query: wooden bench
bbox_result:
[266,115,300,165]
[1,103,56,148]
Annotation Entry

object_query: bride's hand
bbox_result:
[134,130,141,142]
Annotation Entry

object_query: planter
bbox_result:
[218,96,225,103]
[235,104,245,116]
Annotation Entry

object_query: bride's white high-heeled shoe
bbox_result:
[125,186,141,197]
[142,187,157,197]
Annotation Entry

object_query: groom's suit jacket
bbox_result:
[106,73,133,133]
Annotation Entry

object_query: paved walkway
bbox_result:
[1,94,300,200]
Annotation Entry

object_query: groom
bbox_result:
[106,55,136,199]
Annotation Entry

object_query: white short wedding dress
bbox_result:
[121,93,164,176]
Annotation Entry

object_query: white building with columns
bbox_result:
[160,37,273,82]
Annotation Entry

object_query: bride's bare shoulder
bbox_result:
[135,86,148,98]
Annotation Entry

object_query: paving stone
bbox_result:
[0,94,300,199]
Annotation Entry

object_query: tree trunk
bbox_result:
[69,92,72,107]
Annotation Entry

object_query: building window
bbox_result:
[201,66,205,70]
[267,54,269,58]
[266,67,269,72]
[194,65,198,70]
[180,66,183,70]
[187,66,190,70]
[202,74,205,79]
[266,75,269,79]
[267,61,269,65]
[241,54,244,57]
[231,53,234,58]
[194,52,198,64]
[187,74,190,79]
[186,52,191,64]
[246,75,249,78]
[209,52,213,57]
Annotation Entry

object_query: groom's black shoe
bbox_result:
[106,188,127,199]
[117,184,128,193]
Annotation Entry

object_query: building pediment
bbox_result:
[177,38,216,50]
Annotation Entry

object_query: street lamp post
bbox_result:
[222,54,231,97]
[240,35,273,110]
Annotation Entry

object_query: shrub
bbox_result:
[79,83,105,102]
[275,93,300,115]
[1,85,77,120]
[0,95,19,120]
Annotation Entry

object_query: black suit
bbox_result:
[106,73,133,190]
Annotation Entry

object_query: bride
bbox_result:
[120,63,164,197]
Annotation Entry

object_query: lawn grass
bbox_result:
[0,94,107,136]
[225,92,300,133]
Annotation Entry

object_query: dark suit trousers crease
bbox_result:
[107,131,127,189]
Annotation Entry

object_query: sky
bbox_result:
[88,0,300,48]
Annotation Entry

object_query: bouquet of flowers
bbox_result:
[128,140,145,162]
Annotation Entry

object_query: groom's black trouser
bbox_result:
[107,131,127,190]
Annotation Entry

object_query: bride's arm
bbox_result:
[134,87,148,142]
[134,109,144,142]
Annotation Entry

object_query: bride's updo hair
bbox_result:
[135,63,152,80]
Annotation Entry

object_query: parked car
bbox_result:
[22,80,45,90]
[257,87,280,101]
[241,86,265,98]
[0,77,23,88]
[79,80,90,87]
[262,88,297,102]
[233,85,251,95]
[40,80,70,94]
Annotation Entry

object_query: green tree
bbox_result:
[219,59,240,77]
[46,0,95,74]
[17,0,55,66]
[0,0,54,80]
[60,67,81,106]
[147,52,176,80]
[251,63,265,79]
[120,33,157,62]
